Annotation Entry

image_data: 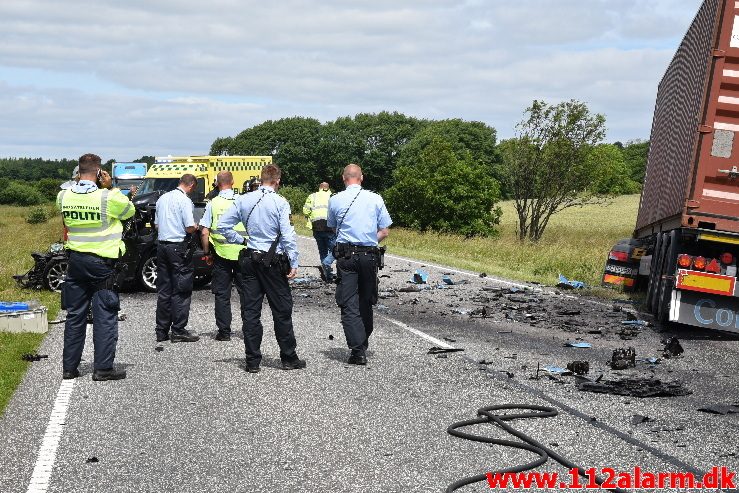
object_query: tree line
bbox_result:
[0,105,648,240]
[211,107,648,240]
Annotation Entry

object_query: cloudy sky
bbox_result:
[0,0,703,160]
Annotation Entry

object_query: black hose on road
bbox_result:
[446,404,627,493]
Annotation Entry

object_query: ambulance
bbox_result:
[137,155,272,202]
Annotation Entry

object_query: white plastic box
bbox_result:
[0,307,48,334]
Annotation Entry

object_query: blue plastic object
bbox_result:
[411,269,429,284]
[564,341,592,349]
[557,274,586,290]
[0,302,30,312]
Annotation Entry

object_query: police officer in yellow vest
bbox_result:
[303,182,333,278]
[56,153,134,381]
[200,171,248,341]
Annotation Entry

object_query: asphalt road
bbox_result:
[1,235,738,492]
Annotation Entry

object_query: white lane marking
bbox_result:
[26,379,75,493]
[381,315,455,349]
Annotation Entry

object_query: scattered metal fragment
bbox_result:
[641,357,660,365]
[577,378,691,398]
[543,365,569,375]
[566,361,590,375]
[622,320,650,327]
[117,312,127,321]
[618,327,639,340]
[630,414,651,425]
[697,404,739,415]
[21,353,48,362]
[154,346,164,352]
[86,457,99,463]
[443,337,456,343]
[610,347,636,370]
[328,334,334,340]
[662,337,684,358]
[469,307,492,318]
[428,347,464,355]
[479,272,487,278]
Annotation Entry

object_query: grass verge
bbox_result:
[0,204,61,415]
[296,194,639,295]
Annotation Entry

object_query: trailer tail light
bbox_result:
[677,254,693,269]
[706,258,721,274]
[609,251,629,262]
[693,256,707,270]
[721,252,734,265]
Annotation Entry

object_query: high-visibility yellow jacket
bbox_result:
[209,195,246,261]
[302,189,331,230]
[57,188,134,258]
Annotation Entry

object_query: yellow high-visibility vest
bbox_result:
[57,188,134,259]
[209,195,247,260]
[302,190,331,229]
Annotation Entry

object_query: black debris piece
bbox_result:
[86,457,99,463]
[399,286,422,293]
[436,354,448,359]
[577,378,691,398]
[479,273,487,278]
[697,404,739,415]
[428,347,464,355]
[612,305,623,313]
[662,337,684,358]
[625,311,637,321]
[610,347,636,370]
[328,334,334,341]
[379,274,391,278]
[470,307,491,318]
[443,337,457,343]
[566,361,590,375]
[21,353,48,362]
[630,414,651,425]
[557,309,581,316]
[618,327,639,340]
[154,346,164,352]
[588,329,603,335]
[508,296,530,303]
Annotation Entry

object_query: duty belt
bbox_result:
[336,243,380,255]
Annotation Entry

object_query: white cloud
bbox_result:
[0,0,706,158]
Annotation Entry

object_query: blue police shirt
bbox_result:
[199,189,236,228]
[327,184,392,247]
[217,185,299,269]
[155,187,196,242]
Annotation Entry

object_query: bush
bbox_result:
[279,186,309,215]
[35,178,63,202]
[386,138,502,237]
[26,207,48,224]
[0,181,45,206]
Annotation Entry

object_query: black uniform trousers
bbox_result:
[335,252,378,357]
[211,252,247,335]
[62,251,120,372]
[155,241,193,336]
[313,230,333,264]
[240,256,298,367]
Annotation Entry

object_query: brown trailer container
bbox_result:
[637,0,739,238]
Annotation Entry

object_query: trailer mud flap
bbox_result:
[671,289,739,334]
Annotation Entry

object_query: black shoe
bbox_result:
[347,354,367,365]
[156,331,168,342]
[214,332,231,341]
[62,369,80,380]
[170,331,200,343]
[282,358,307,370]
[92,368,127,381]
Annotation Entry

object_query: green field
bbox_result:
[297,194,640,291]
[0,205,61,414]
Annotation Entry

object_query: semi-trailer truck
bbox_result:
[603,0,739,334]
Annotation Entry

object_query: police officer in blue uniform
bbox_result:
[154,174,200,343]
[327,164,392,365]
[218,164,306,373]
[57,153,134,381]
